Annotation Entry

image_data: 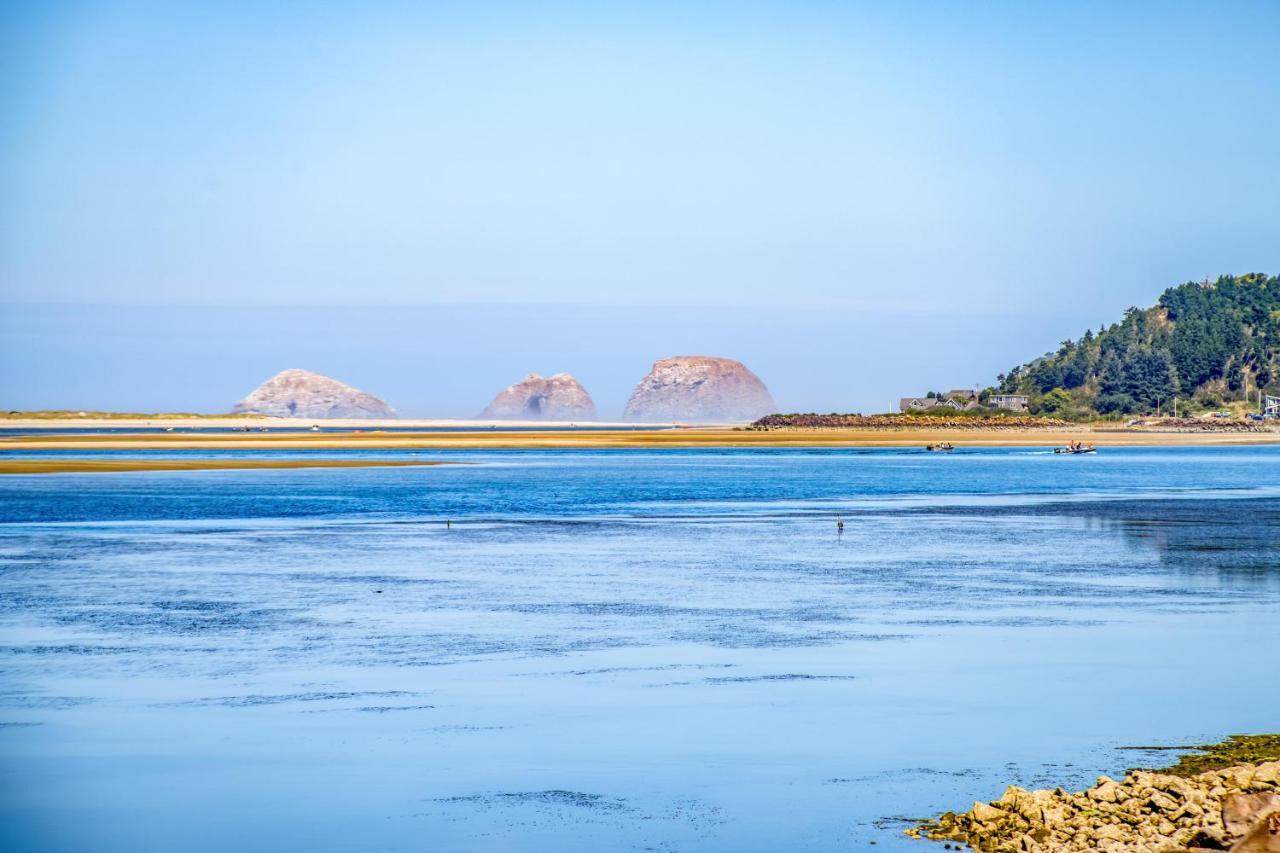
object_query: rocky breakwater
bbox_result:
[232,369,395,419]
[623,356,776,422]
[479,373,597,420]
[1122,417,1279,433]
[907,738,1280,852]
[752,414,1066,430]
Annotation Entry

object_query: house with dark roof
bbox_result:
[987,394,1030,412]
[899,391,978,413]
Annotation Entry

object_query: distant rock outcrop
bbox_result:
[480,373,597,420]
[623,356,777,422]
[232,369,394,419]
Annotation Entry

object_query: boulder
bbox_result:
[1228,812,1280,852]
[1093,779,1122,803]
[1224,794,1280,838]
[972,801,1006,823]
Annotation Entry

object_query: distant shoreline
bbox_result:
[0,459,449,475]
[0,415,675,430]
[3,424,1280,451]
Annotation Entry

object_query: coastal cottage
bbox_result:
[899,397,965,412]
[987,394,1030,412]
[899,390,980,413]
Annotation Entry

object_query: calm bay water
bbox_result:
[1,447,1278,851]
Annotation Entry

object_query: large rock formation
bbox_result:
[907,759,1280,852]
[480,373,596,420]
[232,369,394,419]
[623,356,777,422]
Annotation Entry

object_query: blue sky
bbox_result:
[1,1,1277,413]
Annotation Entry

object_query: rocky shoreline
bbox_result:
[907,736,1280,852]
[1120,417,1278,433]
[750,414,1067,430]
[750,414,1279,433]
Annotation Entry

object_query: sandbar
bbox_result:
[3,426,1279,451]
[0,459,448,475]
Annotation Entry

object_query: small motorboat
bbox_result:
[1054,442,1097,454]
[310,425,321,432]
[926,442,955,452]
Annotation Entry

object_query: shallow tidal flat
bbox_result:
[5,423,1280,453]
[0,447,1277,851]
[0,458,446,475]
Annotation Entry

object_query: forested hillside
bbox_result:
[994,273,1280,417]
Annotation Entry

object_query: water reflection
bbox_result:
[1034,500,1276,590]
[1,450,1278,852]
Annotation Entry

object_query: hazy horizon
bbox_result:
[3,6,1280,852]
[3,301,1104,417]
[2,2,1278,412]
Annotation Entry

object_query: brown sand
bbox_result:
[0,459,447,475]
[0,416,660,430]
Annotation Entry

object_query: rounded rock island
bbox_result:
[479,373,597,420]
[623,356,776,422]
[232,368,395,419]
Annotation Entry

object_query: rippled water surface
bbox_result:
[1,447,1278,851]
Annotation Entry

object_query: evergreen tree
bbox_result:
[996,273,1279,415]
[1122,349,1179,410]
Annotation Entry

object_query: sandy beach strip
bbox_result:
[0,416,660,430]
[0,459,449,475]
[3,426,1279,451]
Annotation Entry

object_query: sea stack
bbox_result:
[623,356,777,422]
[232,369,395,419]
[480,373,597,420]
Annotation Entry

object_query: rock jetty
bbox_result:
[479,373,597,420]
[752,413,1066,430]
[1121,417,1278,433]
[232,369,394,419]
[623,356,776,422]
[907,754,1280,852]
